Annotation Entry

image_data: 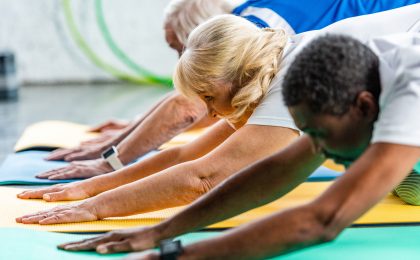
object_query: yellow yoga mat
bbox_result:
[1,182,419,233]
[159,128,208,150]
[14,121,99,152]
[14,120,344,172]
[14,120,209,153]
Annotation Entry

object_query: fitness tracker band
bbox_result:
[159,239,183,260]
[101,146,124,170]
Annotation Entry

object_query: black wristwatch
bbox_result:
[159,239,183,260]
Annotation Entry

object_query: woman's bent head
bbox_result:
[174,14,287,123]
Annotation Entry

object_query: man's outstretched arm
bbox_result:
[171,142,420,259]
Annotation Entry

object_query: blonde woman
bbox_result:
[17,5,420,227]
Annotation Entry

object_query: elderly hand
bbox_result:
[88,119,130,133]
[58,227,162,254]
[17,181,94,202]
[45,146,105,162]
[36,158,113,180]
[15,200,98,225]
[45,120,128,162]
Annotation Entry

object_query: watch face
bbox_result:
[103,147,115,158]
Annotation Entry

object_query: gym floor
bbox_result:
[0,84,171,162]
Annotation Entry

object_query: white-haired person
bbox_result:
[17,5,420,227]
[41,0,419,179]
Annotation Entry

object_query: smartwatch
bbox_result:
[159,239,183,260]
[101,146,124,171]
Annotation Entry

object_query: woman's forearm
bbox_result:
[88,161,206,218]
[83,147,186,196]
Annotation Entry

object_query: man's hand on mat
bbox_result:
[36,158,113,180]
[57,227,161,254]
[45,143,111,162]
[15,201,99,225]
[89,119,129,133]
[79,131,120,146]
[123,251,159,260]
[17,182,93,201]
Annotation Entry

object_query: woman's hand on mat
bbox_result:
[17,181,93,201]
[58,227,162,254]
[36,158,113,180]
[15,200,99,225]
[89,119,129,133]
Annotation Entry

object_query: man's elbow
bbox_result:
[310,205,343,243]
[167,94,207,126]
[293,204,343,245]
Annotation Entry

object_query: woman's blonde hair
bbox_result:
[174,14,288,123]
[164,0,234,46]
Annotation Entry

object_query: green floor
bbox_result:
[2,226,420,259]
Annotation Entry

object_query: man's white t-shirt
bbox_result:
[246,4,420,130]
[369,33,420,147]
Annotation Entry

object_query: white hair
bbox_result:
[164,0,234,45]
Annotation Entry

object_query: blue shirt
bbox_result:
[232,0,420,33]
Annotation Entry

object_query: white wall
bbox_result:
[0,0,178,84]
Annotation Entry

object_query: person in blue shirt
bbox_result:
[42,0,420,181]
[232,0,420,34]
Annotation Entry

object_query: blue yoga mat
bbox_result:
[0,151,70,185]
[307,166,342,182]
[0,151,341,185]
[0,150,159,185]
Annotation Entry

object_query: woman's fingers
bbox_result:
[17,185,63,199]
[16,206,66,223]
[39,210,96,225]
[17,205,97,225]
[42,190,70,202]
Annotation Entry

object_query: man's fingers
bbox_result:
[17,185,62,199]
[48,169,81,180]
[89,121,115,133]
[64,151,98,162]
[96,240,133,254]
[59,233,119,251]
[36,166,72,179]
[45,148,78,161]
